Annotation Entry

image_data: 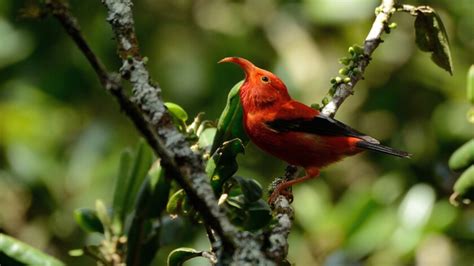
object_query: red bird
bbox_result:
[219,57,410,203]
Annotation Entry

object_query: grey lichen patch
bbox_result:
[266,196,293,260]
[120,58,166,125]
[102,0,134,26]
[120,38,133,51]
[267,233,287,256]
[232,232,275,266]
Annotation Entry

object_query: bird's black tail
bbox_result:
[356,141,411,158]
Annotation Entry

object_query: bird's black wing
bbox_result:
[265,114,411,158]
[265,114,380,144]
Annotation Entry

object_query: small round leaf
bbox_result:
[165,102,188,122]
[74,208,104,233]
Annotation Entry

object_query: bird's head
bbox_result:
[219,57,291,109]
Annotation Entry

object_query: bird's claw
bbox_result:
[268,185,293,205]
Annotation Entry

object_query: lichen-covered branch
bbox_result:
[45,0,237,253]
[321,0,397,117]
[266,166,298,262]
[99,1,239,252]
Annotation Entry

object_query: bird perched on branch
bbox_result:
[219,57,410,203]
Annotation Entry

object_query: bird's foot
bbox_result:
[268,183,293,204]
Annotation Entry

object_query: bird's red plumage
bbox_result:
[220,57,362,171]
[219,56,409,202]
[241,100,361,170]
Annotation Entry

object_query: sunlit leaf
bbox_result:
[165,102,188,122]
[414,6,453,75]
[68,249,84,257]
[74,208,104,233]
[468,65,474,104]
[226,195,246,210]
[449,139,474,171]
[210,81,248,154]
[198,128,217,151]
[165,102,188,132]
[166,189,187,217]
[451,165,474,206]
[95,199,111,229]
[0,233,65,266]
[167,247,202,266]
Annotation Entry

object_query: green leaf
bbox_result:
[232,176,263,203]
[95,200,111,229]
[112,148,132,232]
[210,81,249,154]
[244,199,272,230]
[223,176,270,230]
[124,140,154,213]
[449,139,474,171]
[207,139,245,194]
[198,128,217,151]
[112,140,154,234]
[166,189,187,217]
[167,247,202,266]
[148,164,172,218]
[0,233,65,266]
[74,208,104,233]
[165,102,188,122]
[468,65,474,104]
[165,102,188,132]
[414,6,453,75]
[225,196,272,230]
[126,163,171,266]
[451,165,474,206]
[132,162,170,218]
[68,249,84,257]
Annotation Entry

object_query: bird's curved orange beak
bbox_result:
[219,57,255,77]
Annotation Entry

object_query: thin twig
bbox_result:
[272,0,398,261]
[322,0,397,117]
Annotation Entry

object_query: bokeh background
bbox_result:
[0,0,473,265]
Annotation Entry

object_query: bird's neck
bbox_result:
[240,87,287,113]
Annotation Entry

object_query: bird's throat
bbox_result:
[240,84,280,112]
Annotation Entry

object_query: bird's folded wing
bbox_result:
[265,114,380,144]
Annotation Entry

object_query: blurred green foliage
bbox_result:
[0,0,473,265]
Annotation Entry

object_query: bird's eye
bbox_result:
[261,76,270,83]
